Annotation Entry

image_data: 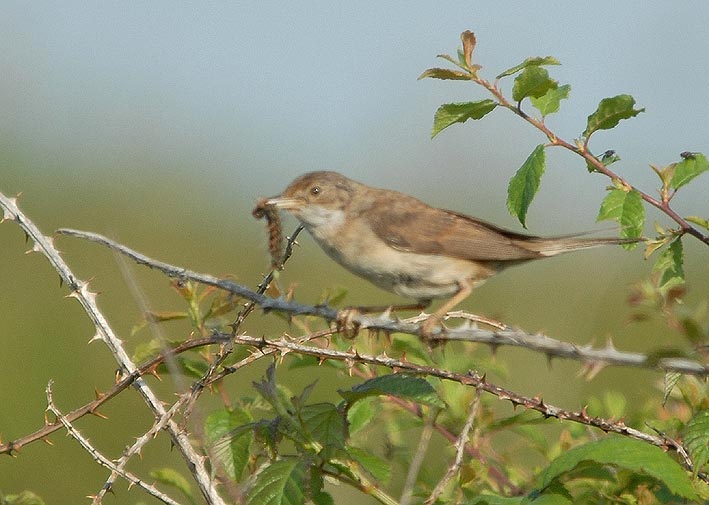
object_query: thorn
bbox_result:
[147,365,162,381]
[90,409,109,420]
[88,333,103,344]
[580,406,590,420]
[25,241,43,254]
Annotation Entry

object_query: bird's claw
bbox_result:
[336,307,362,338]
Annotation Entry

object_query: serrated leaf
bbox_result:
[496,56,561,79]
[683,409,709,477]
[339,374,445,408]
[431,100,497,138]
[247,458,306,505]
[537,437,697,500]
[653,238,684,288]
[583,95,644,138]
[507,144,546,228]
[206,407,254,480]
[300,403,346,457]
[662,371,682,405]
[596,189,644,244]
[512,66,557,102]
[149,468,193,501]
[530,84,570,117]
[670,152,709,190]
[417,67,470,81]
[347,446,392,482]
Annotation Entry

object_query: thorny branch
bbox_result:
[0,193,225,505]
[458,47,709,247]
[2,192,707,498]
[225,333,707,481]
[44,381,182,505]
[425,386,482,505]
[55,227,708,377]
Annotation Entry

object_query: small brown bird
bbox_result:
[261,171,637,334]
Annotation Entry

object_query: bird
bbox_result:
[258,171,638,335]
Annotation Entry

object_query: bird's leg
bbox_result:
[421,278,474,337]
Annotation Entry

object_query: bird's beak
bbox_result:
[264,196,303,210]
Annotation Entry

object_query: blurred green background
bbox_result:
[1,2,707,503]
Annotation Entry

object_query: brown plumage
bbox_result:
[259,171,640,334]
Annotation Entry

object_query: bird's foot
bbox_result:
[336,307,362,338]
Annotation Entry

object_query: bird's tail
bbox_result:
[518,234,642,257]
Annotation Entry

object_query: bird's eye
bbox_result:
[310,186,321,196]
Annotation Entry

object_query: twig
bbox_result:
[400,409,437,505]
[55,228,708,377]
[44,381,183,505]
[0,336,227,456]
[425,387,482,504]
[181,225,304,423]
[0,194,224,505]
[94,395,189,503]
[471,73,709,247]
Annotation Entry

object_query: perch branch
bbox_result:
[55,228,708,377]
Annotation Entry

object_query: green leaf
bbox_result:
[247,458,306,505]
[496,56,561,79]
[205,407,254,480]
[149,468,193,502]
[602,391,626,419]
[521,493,573,505]
[417,67,470,81]
[530,84,570,117]
[536,437,697,500]
[468,494,524,504]
[339,374,445,408]
[299,403,346,457]
[653,237,684,288]
[512,66,557,102]
[1,491,47,505]
[683,409,709,477]
[174,355,210,379]
[583,94,645,138]
[347,446,392,482]
[663,371,682,405]
[346,397,376,435]
[671,152,709,190]
[431,100,497,138]
[596,189,644,243]
[507,144,546,228]
[311,490,335,505]
[685,215,709,230]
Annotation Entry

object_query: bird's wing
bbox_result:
[363,194,543,262]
